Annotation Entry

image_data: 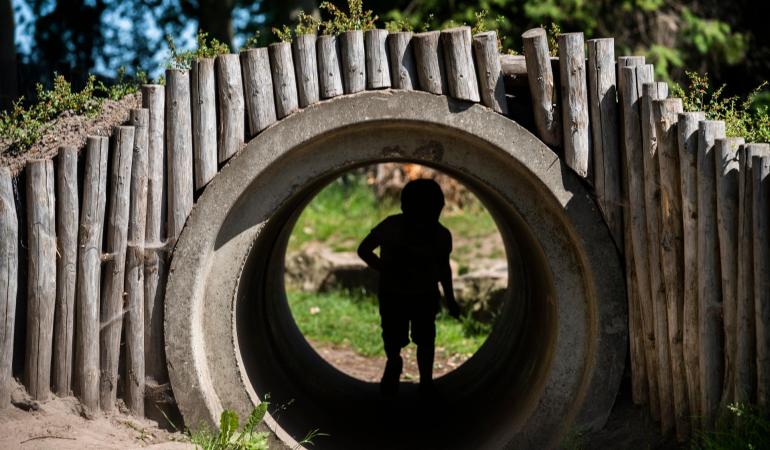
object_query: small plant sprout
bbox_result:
[472,9,489,35]
[296,11,321,36]
[272,25,293,43]
[319,0,378,34]
[242,30,262,51]
[166,31,230,70]
[386,17,413,33]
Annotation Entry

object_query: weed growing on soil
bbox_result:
[189,403,270,450]
[320,0,378,34]
[690,403,770,449]
[97,67,148,101]
[166,31,230,70]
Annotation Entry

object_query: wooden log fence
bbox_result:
[558,32,590,178]
[0,168,17,410]
[293,34,320,107]
[317,35,344,99]
[522,28,560,147]
[388,31,417,90]
[755,155,770,408]
[365,29,391,89]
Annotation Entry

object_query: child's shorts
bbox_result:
[378,291,439,350]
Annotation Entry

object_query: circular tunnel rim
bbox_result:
[163,90,627,449]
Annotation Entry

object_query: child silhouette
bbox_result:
[357,178,461,397]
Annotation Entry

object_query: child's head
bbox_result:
[400,179,445,223]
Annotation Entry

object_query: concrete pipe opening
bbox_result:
[165,91,626,449]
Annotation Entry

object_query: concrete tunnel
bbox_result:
[163,91,627,449]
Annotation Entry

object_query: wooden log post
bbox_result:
[641,81,674,433]
[365,29,391,89]
[620,63,660,419]
[165,69,194,240]
[587,38,622,249]
[522,28,561,147]
[53,146,78,396]
[317,35,344,99]
[0,168,18,410]
[472,31,507,114]
[216,54,245,164]
[412,31,446,95]
[293,34,320,107]
[654,97,689,440]
[24,159,56,401]
[736,143,770,404]
[125,109,149,416]
[340,30,366,94]
[677,111,706,429]
[141,85,168,394]
[754,155,770,408]
[191,58,217,189]
[240,48,277,137]
[714,137,744,411]
[558,32,591,178]
[74,136,109,415]
[100,125,135,412]
[269,42,299,119]
[441,27,480,103]
[388,31,418,90]
[696,119,726,427]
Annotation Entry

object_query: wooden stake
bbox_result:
[412,31,446,95]
[0,168,18,409]
[293,34,320,107]
[53,146,78,396]
[240,48,277,137]
[472,31,508,114]
[191,58,217,189]
[269,42,299,119]
[441,27,480,103]
[215,54,245,164]
[754,155,770,408]
[339,30,366,94]
[165,69,194,240]
[558,32,590,178]
[522,28,560,147]
[365,29,391,89]
[388,31,418,90]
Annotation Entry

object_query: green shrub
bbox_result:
[272,25,293,43]
[690,403,770,449]
[319,0,378,34]
[97,66,148,101]
[189,404,270,450]
[166,31,230,70]
[295,11,321,36]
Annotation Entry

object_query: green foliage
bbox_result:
[189,404,270,450]
[690,403,770,449]
[320,0,378,34]
[547,23,561,56]
[681,8,747,65]
[242,31,263,50]
[296,11,321,36]
[672,71,770,143]
[97,67,148,101]
[272,25,293,43]
[471,9,489,34]
[1,74,103,155]
[385,18,412,33]
[166,32,230,70]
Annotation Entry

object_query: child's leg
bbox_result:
[379,298,408,395]
[416,342,435,385]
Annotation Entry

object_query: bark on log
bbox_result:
[317,35,344,99]
[0,168,18,410]
[100,125,135,412]
[754,155,770,408]
[340,30,365,94]
[215,54,245,164]
[165,69,194,240]
[240,48,278,137]
[388,32,417,90]
[365,29,391,89]
[696,119,726,427]
[558,32,590,178]
[191,58,217,189]
[412,31,446,95]
[74,136,108,415]
[735,143,770,404]
[714,137,744,411]
[269,42,299,119]
[293,34,320,107]
[53,146,78,396]
[472,31,507,114]
[653,97,690,440]
[441,27,480,103]
[587,38,622,249]
[522,28,560,147]
[24,159,56,401]
[125,109,148,416]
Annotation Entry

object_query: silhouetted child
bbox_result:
[357,179,461,397]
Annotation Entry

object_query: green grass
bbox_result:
[287,290,487,358]
[690,403,770,449]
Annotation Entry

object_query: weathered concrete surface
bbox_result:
[164,90,626,449]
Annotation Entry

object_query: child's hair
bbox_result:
[401,179,445,219]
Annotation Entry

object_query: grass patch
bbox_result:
[690,403,770,449]
[287,290,487,358]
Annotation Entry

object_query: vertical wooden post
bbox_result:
[735,143,770,404]
[215,54,245,164]
[522,28,561,147]
[125,109,149,416]
[412,31,446,95]
[587,38,622,249]
[388,31,418,90]
[697,119,726,427]
[558,32,591,178]
[654,97,689,440]
[165,69,194,240]
[269,42,299,119]
[0,168,18,409]
[754,155,770,408]
[24,159,56,401]
[472,31,508,114]
[75,136,108,415]
[619,63,660,419]
[240,48,278,137]
[714,136,744,410]
[317,35,344,99]
[339,30,366,94]
[365,29,391,89]
[441,27,480,103]
[53,146,78,396]
[191,58,217,189]
[641,81,674,433]
[100,125,135,412]
[293,34,320,108]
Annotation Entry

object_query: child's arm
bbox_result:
[357,231,383,271]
